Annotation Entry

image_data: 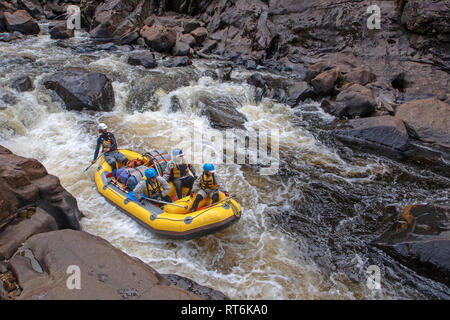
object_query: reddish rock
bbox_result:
[190,26,207,45]
[140,23,177,52]
[333,83,377,118]
[310,68,340,96]
[9,230,203,300]
[4,10,39,35]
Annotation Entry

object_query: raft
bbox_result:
[94,149,242,239]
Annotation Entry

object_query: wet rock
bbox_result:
[9,230,202,300]
[0,32,21,42]
[182,19,201,34]
[12,76,33,92]
[44,70,115,112]
[127,51,157,69]
[199,39,217,54]
[169,95,182,112]
[197,94,247,130]
[246,73,266,88]
[178,33,196,47]
[17,0,44,19]
[3,10,39,35]
[97,42,117,51]
[49,22,74,40]
[0,208,57,260]
[1,94,17,105]
[119,28,139,45]
[304,62,325,82]
[310,68,340,97]
[140,23,177,53]
[287,81,316,106]
[395,98,450,149]
[332,84,377,118]
[165,56,191,68]
[332,116,410,152]
[342,67,376,87]
[373,204,450,286]
[0,145,83,230]
[162,274,230,300]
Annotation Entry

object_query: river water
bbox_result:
[1,28,449,299]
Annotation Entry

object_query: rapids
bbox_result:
[1,28,449,299]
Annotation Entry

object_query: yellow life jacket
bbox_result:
[101,133,116,150]
[172,161,189,178]
[146,178,162,196]
[200,172,218,190]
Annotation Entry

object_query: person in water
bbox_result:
[92,123,127,171]
[163,148,196,200]
[128,168,172,204]
[189,163,229,213]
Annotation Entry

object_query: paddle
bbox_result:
[83,152,103,173]
[143,196,188,209]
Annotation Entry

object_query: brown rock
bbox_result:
[0,208,57,260]
[140,23,177,52]
[342,67,376,86]
[179,33,196,47]
[190,26,207,45]
[4,10,39,35]
[333,83,377,118]
[9,230,203,300]
[395,98,450,148]
[310,68,340,97]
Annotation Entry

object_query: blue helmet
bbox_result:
[203,163,215,172]
[145,168,157,179]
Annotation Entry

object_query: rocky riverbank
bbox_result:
[1,0,449,297]
[0,145,227,300]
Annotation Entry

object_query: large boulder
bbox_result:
[373,204,450,286]
[287,81,316,106]
[332,83,377,118]
[197,94,247,130]
[127,51,157,69]
[3,10,39,35]
[8,230,203,300]
[395,98,450,149]
[49,21,74,40]
[12,76,33,92]
[400,0,450,34]
[44,70,115,112]
[332,116,410,152]
[0,145,83,231]
[140,23,177,53]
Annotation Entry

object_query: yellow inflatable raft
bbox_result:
[94,149,242,239]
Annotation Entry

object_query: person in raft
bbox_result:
[163,148,196,200]
[127,168,172,204]
[92,123,128,171]
[189,163,229,213]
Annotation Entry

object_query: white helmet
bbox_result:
[98,123,108,131]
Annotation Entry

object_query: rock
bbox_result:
[287,81,316,106]
[0,145,83,230]
[332,116,410,152]
[172,40,190,56]
[333,84,376,118]
[400,0,450,34]
[342,67,376,86]
[178,33,196,47]
[310,68,340,97]
[4,10,39,35]
[0,32,21,42]
[197,94,247,130]
[190,26,207,45]
[395,98,450,149]
[12,76,33,92]
[97,42,117,51]
[162,274,230,300]
[199,39,217,54]
[44,70,115,112]
[127,51,157,69]
[49,22,74,40]
[8,230,202,300]
[140,24,177,53]
[1,94,17,105]
[17,0,44,19]
[373,204,450,286]
[183,19,201,34]
[0,208,57,260]
[165,56,191,68]
[119,28,139,45]
[246,73,266,88]
[304,62,325,82]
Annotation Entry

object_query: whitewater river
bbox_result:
[1,28,449,299]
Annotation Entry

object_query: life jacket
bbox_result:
[200,172,218,190]
[101,132,117,151]
[146,178,162,196]
[172,161,189,179]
